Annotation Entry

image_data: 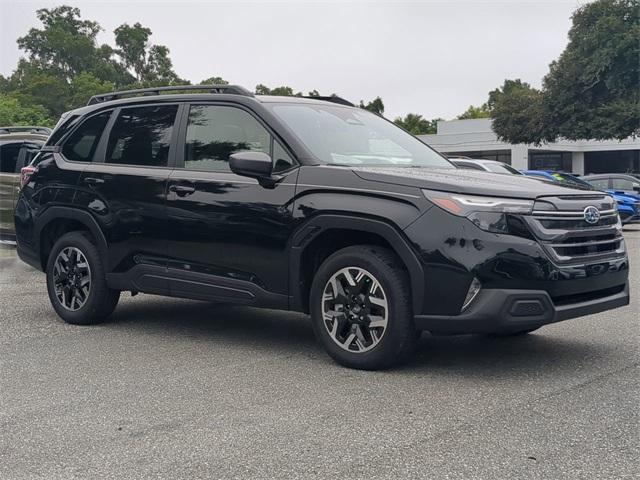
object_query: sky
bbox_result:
[0,0,591,120]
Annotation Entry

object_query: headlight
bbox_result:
[422,189,534,234]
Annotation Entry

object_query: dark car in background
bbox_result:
[582,174,640,200]
[0,126,50,244]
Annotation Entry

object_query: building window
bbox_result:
[584,150,640,174]
[528,152,572,172]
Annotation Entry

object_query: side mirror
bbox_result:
[229,151,273,179]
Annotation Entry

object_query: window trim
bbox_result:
[94,102,182,170]
[175,101,299,174]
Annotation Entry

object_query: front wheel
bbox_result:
[310,245,418,370]
[46,232,120,325]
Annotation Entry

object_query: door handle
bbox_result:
[83,177,105,185]
[169,184,196,196]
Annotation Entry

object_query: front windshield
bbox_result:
[268,103,454,168]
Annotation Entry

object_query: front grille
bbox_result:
[524,195,625,264]
[550,234,623,259]
[537,216,618,230]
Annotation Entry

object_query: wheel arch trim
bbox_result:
[289,214,425,313]
[35,207,108,271]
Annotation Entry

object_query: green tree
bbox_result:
[16,6,127,84]
[491,0,640,143]
[114,22,181,83]
[359,97,384,115]
[394,114,441,135]
[68,73,116,108]
[0,95,54,127]
[457,104,490,119]
[489,79,546,144]
[542,0,639,141]
[200,76,229,85]
[255,84,303,96]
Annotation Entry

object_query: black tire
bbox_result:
[46,231,120,325]
[310,245,418,370]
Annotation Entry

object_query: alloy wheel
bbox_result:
[321,267,389,353]
[52,247,92,311]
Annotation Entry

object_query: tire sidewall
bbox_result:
[46,233,106,324]
[310,248,414,369]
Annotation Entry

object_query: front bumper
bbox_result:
[414,281,630,334]
[404,203,630,331]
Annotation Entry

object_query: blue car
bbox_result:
[521,170,640,225]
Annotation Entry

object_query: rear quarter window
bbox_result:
[61,111,112,162]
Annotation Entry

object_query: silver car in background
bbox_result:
[0,126,50,244]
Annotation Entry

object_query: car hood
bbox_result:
[351,167,594,199]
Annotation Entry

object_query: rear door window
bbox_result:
[611,177,638,191]
[0,143,22,173]
[105,105,178,167]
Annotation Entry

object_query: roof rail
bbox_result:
[302,95,354,107]
[87,84,254,105]
[0,126,52,135]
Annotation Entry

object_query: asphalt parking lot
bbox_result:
[1,228,638,480]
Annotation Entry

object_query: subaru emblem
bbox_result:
[583,206,601,224]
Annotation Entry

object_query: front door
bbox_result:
[165,103,299,305]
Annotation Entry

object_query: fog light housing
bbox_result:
[462,278,482,311]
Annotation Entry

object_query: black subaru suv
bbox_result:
[15,85,630,369]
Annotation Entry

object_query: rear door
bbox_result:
[0,141,24,237]
[76,103,179,276]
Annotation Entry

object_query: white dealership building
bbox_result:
[418,118,640,175]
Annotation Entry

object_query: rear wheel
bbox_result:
[310,245,418,370]
[46,232,120,325]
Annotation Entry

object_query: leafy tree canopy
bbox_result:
[3,5,384,128]
[491,0,639,143]
[394,113,441,135]
[200,76,229,85]
[457,104,490,120]
[489,79,546,144]
[359,97,384,115]
[0,94,54,127]
[254,84,304,96]
[114,23,183,84]
[2,5,184,121]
